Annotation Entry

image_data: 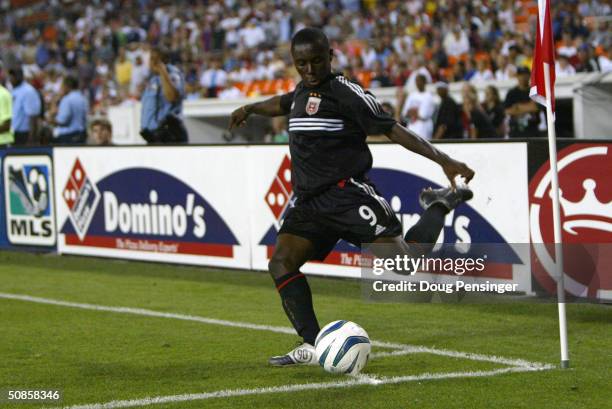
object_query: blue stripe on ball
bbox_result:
[315,320,347,348]
[332,336,370,366]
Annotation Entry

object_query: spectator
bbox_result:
[495,55,516,81]
[8,65,41,145]
[48,75,89,144]
[200,59,228,98]
[90,117,113,145]
[483,85,506,138]
[555,55,576,77]
[130,55,149,97]
[575,46,600,73]
[599,45,612,73]
[218,78,245,99]
[557,31,578,58]
[370,61,392,88]
[443,25,470,58]
[400,74,435,140]
[270,116,289,143]
[433,81,463,140]
[504,67,540,138]
[140,47,187,144]
[471,59,494,82]
[463,87,496,139]
[0,66,12,147]
[114,48,132,93]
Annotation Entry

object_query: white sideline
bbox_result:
[0,292,552,370]
[46,366,547,409]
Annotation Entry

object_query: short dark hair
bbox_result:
[63,75,79,90]
[90,117,112,133]
[291,27,330,51]
[150,46,170,63]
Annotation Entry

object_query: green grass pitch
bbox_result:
[0,251,610,409]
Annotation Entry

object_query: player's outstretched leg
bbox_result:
[404,186,473,254]
[268,234,320,366]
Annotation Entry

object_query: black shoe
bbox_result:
[419,186,473,211]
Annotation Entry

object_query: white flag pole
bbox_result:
[543,62,570,369]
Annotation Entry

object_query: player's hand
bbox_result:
[441,157,475,188]
[228,106,250,130]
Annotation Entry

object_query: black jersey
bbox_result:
[279,73,396,199]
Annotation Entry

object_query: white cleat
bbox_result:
[269,342,317,366]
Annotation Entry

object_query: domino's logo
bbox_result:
[62,158,101,240]
[265,154,293,222]
[3,155,56,246]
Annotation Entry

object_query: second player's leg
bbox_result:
[268,234,321,347]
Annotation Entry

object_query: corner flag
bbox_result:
[530,0,556,113]
[530,0,570,369]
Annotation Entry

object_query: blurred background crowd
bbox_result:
[0,0,610,144]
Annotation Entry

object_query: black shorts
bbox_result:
[279,177,402,260]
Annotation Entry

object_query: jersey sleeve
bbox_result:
[335,78,396,135]
[279,91,295,114]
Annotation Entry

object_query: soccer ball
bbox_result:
[314,320,371,375]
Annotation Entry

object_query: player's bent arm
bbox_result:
[385,123,475,185]
[229,96,287,129]
[385,123,451,164]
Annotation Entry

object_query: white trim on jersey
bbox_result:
[349,178,394,217]
[289,126,344,131]
[336,76,383,115]
[289,118,344,132]
[289,118,343,123]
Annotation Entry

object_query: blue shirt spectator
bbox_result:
[50,75,88,144]
[139,47,187,144]
[56,90,89,135]
[10,79,41,133]
[141,63,184,131]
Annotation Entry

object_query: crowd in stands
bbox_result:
[0,0,611,143]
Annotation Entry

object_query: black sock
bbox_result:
[274,272,320,345]
[404,204,447,254]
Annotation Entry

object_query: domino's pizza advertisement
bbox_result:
[248,143,532,292]
[54,146,251,268]
[528,140,612,302]
[0,147,56,250]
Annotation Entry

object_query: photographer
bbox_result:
[140,47,188,144]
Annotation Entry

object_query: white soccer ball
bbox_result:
[315,320,371,375]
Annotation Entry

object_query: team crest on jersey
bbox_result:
[306,93,322,115]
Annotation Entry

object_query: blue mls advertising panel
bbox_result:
[0,147,56,251]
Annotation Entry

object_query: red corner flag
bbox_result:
[530,0,556,113]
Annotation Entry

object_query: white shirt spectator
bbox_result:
[401,90,435,140]
[471,68,494,82]
[239,23,266,49]
[200,68,228,90]
[557,45,578,58]
[555,62,576,77]
[218,85,245,100]
[443,30,470,57]
[599,54,612,73]
[495,64,517,81]
[130,63,149,95]
[404,67,432,93]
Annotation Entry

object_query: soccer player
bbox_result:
[229,28,474,366]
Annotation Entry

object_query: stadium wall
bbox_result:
[1,141,610,298]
